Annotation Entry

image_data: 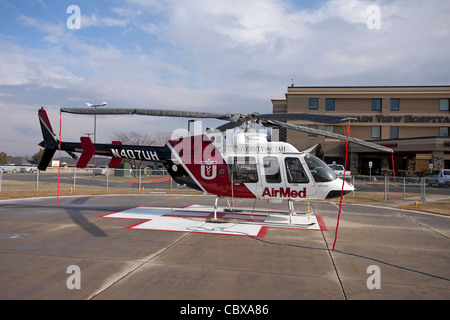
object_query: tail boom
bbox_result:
[37,108,171,170]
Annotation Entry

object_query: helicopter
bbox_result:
[37,107,393,220]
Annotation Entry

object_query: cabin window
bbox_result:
[285,157,309,183]
[263,156,281,183]
[228,157,258,183]
[304,154,337,183]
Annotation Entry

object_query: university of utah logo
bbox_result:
[201,159,217,180]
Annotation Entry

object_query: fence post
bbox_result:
[73,167,76,191]
[138,168,142,190]
[403,177,406,200]
[420,177,423,203]
[352,176,355,198]
[422,177,426,203]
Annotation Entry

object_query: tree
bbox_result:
[110,131,170,169]
[32,149,44,164]
[315,143,324,160]
[0,151,8,164]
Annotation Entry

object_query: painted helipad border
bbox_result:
[99,204,327,237]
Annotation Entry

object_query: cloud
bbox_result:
[1,0,449,156]
[16,14,67,44]
[81,14,128,28]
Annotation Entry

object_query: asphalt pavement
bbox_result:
[0,193,448,305]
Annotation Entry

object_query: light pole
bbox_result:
[86,102,107,170]
[86,102,107,144]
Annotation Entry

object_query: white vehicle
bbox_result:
[427,169,450,187]
[20,164,38,173]
[328,164,351,178]
[94,165,112,175]
[0,164,18,173]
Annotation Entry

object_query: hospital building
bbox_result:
[272,85,450,175]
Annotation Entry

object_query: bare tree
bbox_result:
[111,131,170,170]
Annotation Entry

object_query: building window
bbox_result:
[390,126,399,139]
[309,98,318,110]
[372,98,382,111]
[308,125,318,137]
[372,126,381,138]
[325,125,334,133]
[440,99,449,111]
[390,98,399,111]
[325,98,335,111]
[439,127,449,137]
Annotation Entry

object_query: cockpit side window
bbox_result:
[285,157,309,183]
[304,154,337,182]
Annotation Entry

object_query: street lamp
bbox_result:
[86,101,107,144]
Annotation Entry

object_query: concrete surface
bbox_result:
[0,194,448,302]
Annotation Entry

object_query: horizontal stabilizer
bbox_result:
[77,137,96,168]
[108,141,123,168]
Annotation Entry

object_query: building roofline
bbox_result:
[288,85,450,89]
[368,136,450,142]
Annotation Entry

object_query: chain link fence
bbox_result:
[0,167,172,194]
[1,166,443,203]
[345,175,432,203]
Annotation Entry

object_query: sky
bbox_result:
[0,0,449,156]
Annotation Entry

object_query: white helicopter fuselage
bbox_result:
[166,131,354,201]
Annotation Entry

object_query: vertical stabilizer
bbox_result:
[38,108,59,171]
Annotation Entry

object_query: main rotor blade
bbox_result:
[214,119,247,132]
[266,119,394,153]
[60,108,235,121]
[254,113,356,124]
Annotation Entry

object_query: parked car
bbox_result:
[0,164,18,173]
[20,164,38,173]
[327,164,351,178]
[94,165,112,175]
[427,169,450,187]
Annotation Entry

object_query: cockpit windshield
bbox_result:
[304,154,337,182]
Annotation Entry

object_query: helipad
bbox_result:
[100,204,325,237]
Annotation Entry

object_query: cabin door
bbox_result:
[282,155,317,198]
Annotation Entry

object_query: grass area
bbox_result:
[402,199,450,216]
[336,192,418,204]
[329,191,450,216]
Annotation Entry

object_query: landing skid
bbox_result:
[208,196,315,228]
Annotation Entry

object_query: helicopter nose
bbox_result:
[325,178,354,199]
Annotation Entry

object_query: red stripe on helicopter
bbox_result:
[168,135,256,198]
